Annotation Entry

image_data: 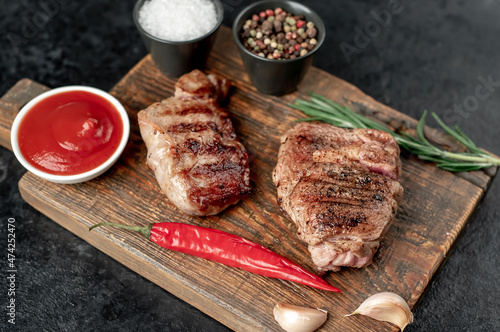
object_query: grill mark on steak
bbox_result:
[184,139,201,153]
[187,160,250,212]
[191,160,245,177]
[316,209,367,229]
[298,179,380,207]
[181,139,236,156]
[302,167,393,205]
[167,121,220,134]
[179,107,213,116]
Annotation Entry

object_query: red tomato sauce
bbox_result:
[18,90,124,176]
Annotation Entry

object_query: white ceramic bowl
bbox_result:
[10,86,130,184]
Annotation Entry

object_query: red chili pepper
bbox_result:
[89,222,340,292]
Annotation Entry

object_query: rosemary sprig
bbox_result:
[291,92,500,172]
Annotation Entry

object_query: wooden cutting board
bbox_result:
[1,26,497,331]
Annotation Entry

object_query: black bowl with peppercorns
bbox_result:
[233,0,325,95]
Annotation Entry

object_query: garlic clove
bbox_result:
[273,303,327,332]
[347,292,413,331]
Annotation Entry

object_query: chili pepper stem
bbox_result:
[89,222,153,238]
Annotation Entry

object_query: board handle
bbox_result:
[0,79,50,151]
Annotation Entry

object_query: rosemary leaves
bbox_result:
[291,93,500,172]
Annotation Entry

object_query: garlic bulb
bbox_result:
[347,292,413,331]
[273,303,328,332]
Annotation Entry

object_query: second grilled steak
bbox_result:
[138,70,250,216]
[273,122,403,272]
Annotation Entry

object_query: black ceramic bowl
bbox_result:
[133,0,224,78]
[233,0,325,96]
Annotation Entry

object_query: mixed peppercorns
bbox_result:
[240,7,318,60]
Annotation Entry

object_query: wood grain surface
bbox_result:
[1,26,497,331]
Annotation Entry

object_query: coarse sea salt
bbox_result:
[138,0,218,42]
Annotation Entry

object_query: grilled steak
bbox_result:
[138,70,250,216]
[273,122,403,272]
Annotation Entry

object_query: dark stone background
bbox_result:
[1,0,499,331]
